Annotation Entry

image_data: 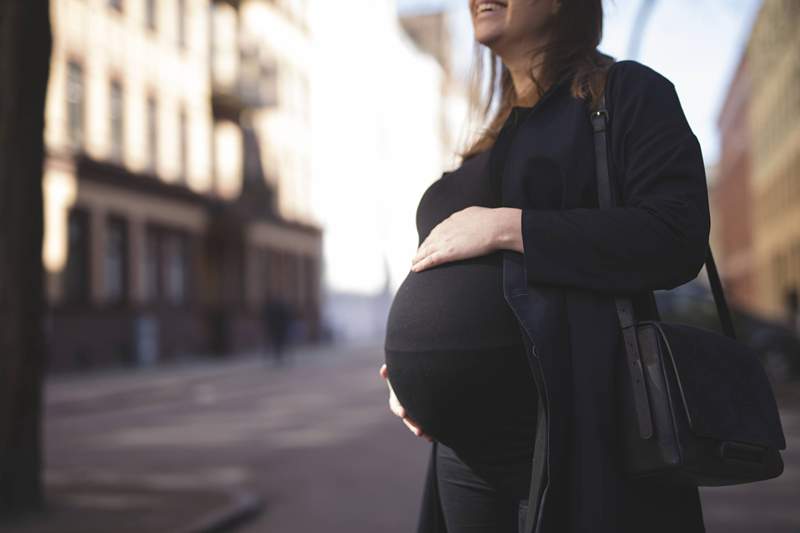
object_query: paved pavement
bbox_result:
[36,340,430,533]
[6,340,800,532]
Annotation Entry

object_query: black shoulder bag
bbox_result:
[590,78,787,486]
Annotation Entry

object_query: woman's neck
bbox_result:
[502,36,552,107]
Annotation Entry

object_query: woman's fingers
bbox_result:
[387,384,406,418]
[390,397,405,418]
[379,363,432,442]
[380,364,406,417]
[402,417,419,434]
[402,416,429,438]
[403,417,433,442]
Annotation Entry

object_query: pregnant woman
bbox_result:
[380,0,711,532]
[384,128,537,532]
[384,101,539,523]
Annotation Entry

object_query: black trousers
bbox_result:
[435,440,530,533]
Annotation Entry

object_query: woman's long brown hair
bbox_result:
[458,0,616,162]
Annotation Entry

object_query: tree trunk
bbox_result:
[0,0,52,518]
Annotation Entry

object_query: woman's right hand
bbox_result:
[379,363,433,442]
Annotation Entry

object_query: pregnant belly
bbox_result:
[384,253,521,352]
[383,255,536,456]
[385,344,537,461]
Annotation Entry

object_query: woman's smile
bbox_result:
[470,0,558,60]
[476,1,507,17]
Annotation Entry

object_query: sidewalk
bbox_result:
[17,339,795,533]
[4,338,387,533]
[5,482,262,533]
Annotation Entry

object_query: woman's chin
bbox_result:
[474,27,506,48]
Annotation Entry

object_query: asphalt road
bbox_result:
[44,341,429,533]
[41,340,800,532]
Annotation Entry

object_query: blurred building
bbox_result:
[43,0,322,372]
[743,0,800,323]
[308,1,471,341]
[399,8,471,172]
[237,0,314,224]
[712,52,755,308]
[706,161,721,266]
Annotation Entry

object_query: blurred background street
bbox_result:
[1,0,799,531]
[2,341,798,532]
[23,341,430,532]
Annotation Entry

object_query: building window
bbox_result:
[105,216,128,304]
[66,61,84,150]
[177,0,187,49]
[164,231,189,305]
[109,80,124,163]
[144,226,161,303]
[109,0,123,12]
[145,0,156,30]
[146,95,158,173]
[178,108,188,182]
[64,208,90,304]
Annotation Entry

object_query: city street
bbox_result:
[25,341,800,532]
[1,1,797,532]
[38,341,429,533]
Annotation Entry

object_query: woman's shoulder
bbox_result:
[605,59,689,129]
[607,59,676,98]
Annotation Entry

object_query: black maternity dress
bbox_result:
[384,105,539,529]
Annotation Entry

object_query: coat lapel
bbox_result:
[498,75,574,533]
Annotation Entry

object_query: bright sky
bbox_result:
[397,0,763,168]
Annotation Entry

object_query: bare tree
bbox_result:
[0,0,52,518]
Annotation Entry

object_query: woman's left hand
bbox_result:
[411,206,505,272]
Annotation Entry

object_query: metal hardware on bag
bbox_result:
[591,109,608,120]
[590,110,608,132]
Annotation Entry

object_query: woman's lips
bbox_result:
[476,2,507,17]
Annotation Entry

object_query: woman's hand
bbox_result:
[379,363,433,442]
[411,206,522,272]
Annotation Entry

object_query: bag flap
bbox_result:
[642,321,787,450]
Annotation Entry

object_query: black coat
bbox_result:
[416,59,710,533]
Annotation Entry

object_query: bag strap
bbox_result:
[705,248,737,339]
[589,70,738,439]
[590,91,653,440]
[589,73,737,340]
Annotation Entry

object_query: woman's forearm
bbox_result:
[493,207,524,253]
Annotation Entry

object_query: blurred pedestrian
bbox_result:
[262,296,293,367]
[785,288,799,335]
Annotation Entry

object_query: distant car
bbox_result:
[652,279,800,385]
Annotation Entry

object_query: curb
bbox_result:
[179,491,264,533]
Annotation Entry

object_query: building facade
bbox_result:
[399,8,471,172]
[43,0,322,372]
[712,53,756,308]
[745,0,800,323]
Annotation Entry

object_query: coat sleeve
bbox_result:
[520,61,710,294]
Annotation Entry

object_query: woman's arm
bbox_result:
[495,62,710,295]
